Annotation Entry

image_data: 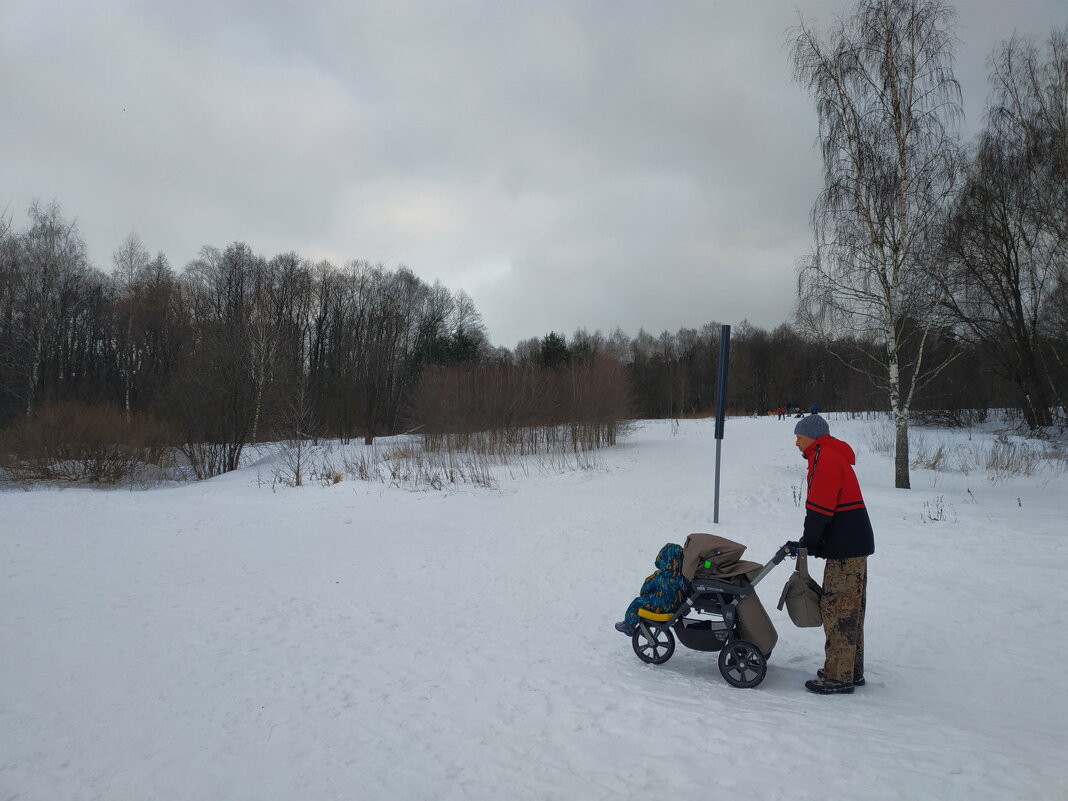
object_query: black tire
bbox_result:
[632,623,675,664]
[717,640,767,688]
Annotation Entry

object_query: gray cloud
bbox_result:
[3,0,1065,348]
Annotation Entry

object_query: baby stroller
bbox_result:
[628,534,793,688]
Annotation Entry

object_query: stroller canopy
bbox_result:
[681,533,764,582]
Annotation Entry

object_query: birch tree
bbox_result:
[792,0,962,488]
[112,233,151,420]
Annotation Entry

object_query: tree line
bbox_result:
[0,209,500,475]
[0,200,1052,447]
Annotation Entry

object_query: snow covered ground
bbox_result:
[3,415,1067,801]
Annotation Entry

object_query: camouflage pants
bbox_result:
[821,557,867,684]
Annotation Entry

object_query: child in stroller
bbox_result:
[614,543,691,637]
[616,534,793,688]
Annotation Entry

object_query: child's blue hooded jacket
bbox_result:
[623,543,691,625]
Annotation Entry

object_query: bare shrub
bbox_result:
[913,408,989,428]
[271,379,323,487]
[178,442,228,481]
[921,495,948,523]
[0,401,178,485]
[274,443,336,488]
[410,354,633,457]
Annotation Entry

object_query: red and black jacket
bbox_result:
[799,435,875,559]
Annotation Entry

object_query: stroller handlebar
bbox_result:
[771,543,794,564]
[746,543,795,588]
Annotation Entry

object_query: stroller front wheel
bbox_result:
[633,623,675,664]
[718,640,767,688]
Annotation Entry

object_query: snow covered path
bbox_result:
[3,417,1067,800]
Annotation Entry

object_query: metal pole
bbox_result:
[713,324,731,524]
[714,439,723,523]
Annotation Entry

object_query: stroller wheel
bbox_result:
[718,640,767,688]
[633,623,675,664]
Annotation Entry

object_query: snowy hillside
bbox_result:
[3,416,1067,801]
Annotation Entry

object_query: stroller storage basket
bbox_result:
[673,617,730,651]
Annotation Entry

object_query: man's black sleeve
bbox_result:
[800,509,831,555]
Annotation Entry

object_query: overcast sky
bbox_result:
[3,1,1066,348]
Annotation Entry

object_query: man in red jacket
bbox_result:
[790,408,875,695]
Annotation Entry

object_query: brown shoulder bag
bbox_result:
[776,548,823,627]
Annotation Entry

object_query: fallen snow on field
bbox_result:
[3,416,1067,801]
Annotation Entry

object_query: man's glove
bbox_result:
[785,541,801,557]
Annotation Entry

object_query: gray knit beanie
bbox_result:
[794,412,829,439]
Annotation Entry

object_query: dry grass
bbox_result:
[864,420,1068,482]
[262,422,613,492]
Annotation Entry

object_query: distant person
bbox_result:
[787,408,875,695]
[614,543,690,636]
[777,406,786,420]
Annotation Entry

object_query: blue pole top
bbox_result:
[714,324,731,440]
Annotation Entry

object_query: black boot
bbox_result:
[818,668,864,687]
[805,678,854,695]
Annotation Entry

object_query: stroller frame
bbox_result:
[631,542,793,688]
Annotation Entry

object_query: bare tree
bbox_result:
[276,375,321,487]
[792,0,963,488]
[938,28,1067,430]
[244,258,285,444]
[0,208,22,413]
[112,232,152,420]
[965,26,1063,427]
[1047,270,1068,395]
[513,337,541,365]
[177,242,262,473]
[17,201,93,417]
